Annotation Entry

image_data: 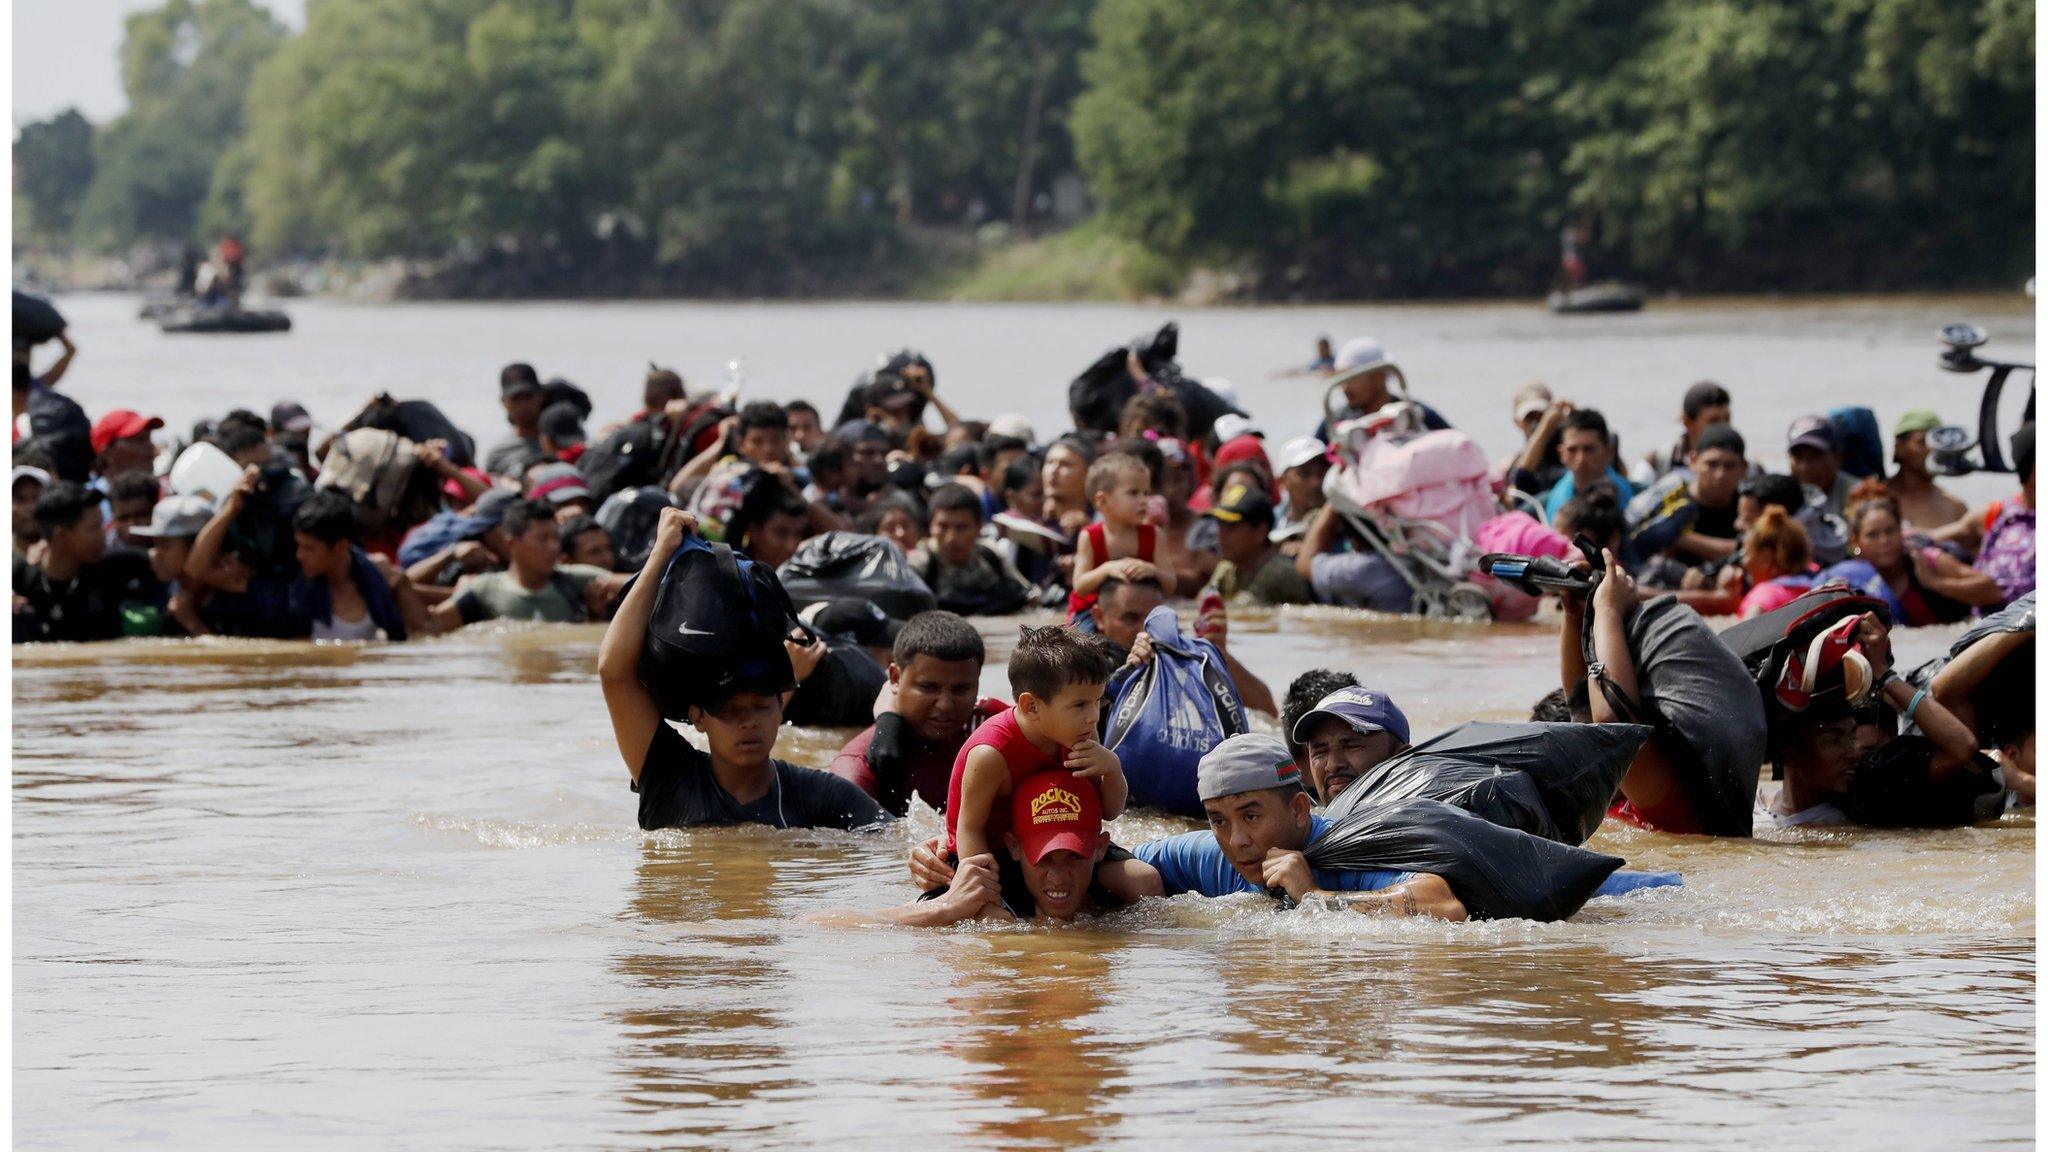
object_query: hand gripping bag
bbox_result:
[1102,606,1249,816]
[631,534,807,720]
[1305,796,1624,922]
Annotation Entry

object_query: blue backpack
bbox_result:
[633,534,808,719]
[1103,606,1249,816]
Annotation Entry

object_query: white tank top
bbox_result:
[312,610,383,643]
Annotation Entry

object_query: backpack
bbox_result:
[317,428,417,522]
[634,534,808,719]
[1718,585,1889,716]
[1102,606,1249,816]
[1828,406,1885,480]
[578,417,683,504]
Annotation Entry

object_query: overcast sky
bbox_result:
[13,0,305,127]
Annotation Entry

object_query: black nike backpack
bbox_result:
[635,534,810,719]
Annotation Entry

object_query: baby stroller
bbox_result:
[1320,374,1499,621]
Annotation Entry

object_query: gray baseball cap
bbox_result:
[1196,734,1306,802]
[129,493,216,539]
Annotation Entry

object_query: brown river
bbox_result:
[13,293,2036,1148]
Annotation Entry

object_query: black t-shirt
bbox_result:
[12,550,163,643]
[1693,500,1739,540]
[634,722,891,831]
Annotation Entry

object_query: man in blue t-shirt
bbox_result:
[1129,734,1468,918]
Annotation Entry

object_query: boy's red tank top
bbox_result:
[943,708,1063,855]
[1065,521,1159,619]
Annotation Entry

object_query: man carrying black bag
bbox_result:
[599,507,890,831]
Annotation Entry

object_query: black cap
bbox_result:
[500,361,542,399]
[539,401,586,447]
[1694,422,1745,459]
[1205,479,1276,525]
[269,401,313,434]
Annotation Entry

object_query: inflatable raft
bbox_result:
[158,306,292,334]
[1547,283,1645,314]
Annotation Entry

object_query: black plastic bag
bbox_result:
[347,397,477,468]
[1618,596,1768,837]
[13,290,65,347]
[1069,323,1189,435]
[1304,797,1624,922]
[1340,721,1651,845]
[784,634,888,728]
[596,486,682,570]
[1906,592,2034,745]
[777,531,936,621]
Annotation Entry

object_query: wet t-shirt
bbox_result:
[454,564,607,624]
[1133,817,1409,897]
[12,550,163,642]
[634,722,891,831]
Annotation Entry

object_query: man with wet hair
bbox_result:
[831,611,1007,816]
[599,507,891,831]
[429,498,627,629]
[1280,669,1361,768]
[1128,734,1465,917]
[13,480,163,642]
[1765,614,2001,828]
[105,470,161,550]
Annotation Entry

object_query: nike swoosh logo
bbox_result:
[677,623,713,637]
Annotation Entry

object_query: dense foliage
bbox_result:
[13,0,2034,297]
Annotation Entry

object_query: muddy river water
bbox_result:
[12,293,2036,1148]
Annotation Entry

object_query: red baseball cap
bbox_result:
[90,409,164,455]
[1011,771,1101,864]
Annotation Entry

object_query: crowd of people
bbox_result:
[13,326,2037,923]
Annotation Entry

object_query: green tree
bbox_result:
[72,0,286,250]
[12,110,98,242]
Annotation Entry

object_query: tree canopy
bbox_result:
[12,0,2034,297]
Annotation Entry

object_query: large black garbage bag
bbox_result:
[1068,323,1242,440]
[13,290,66,346]
[783,633,888,728]
[1619,596,1768,837]
[347,397,477,467]
[777,531,936,621]
[1305,797,1624,922]
[1341,721,1651,845]
[597,486,682,570]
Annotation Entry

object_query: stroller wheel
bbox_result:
[1441,582,1495,623]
